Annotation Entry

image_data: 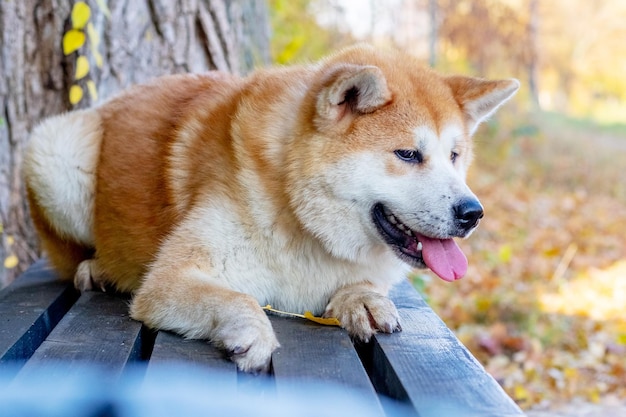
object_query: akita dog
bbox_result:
[24,45,518,372]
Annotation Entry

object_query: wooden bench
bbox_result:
[0,260,524,416]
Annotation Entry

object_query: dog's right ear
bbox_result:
[315,64,392,128]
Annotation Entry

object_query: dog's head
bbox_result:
[288,45,519,281]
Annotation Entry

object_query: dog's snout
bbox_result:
[454,198,484,231]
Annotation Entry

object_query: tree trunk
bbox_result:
[0,0,270,287]
[428,0,438,68]
[527,0,540,109]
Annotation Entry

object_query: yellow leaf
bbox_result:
[86,80,98,101]
[63,30,86,55]
[588,388,601,403]
[542,247,560,257]
[563,367,578,379]
[87,22,100,48]
[95,0,111,18]
[4,254,18,269]
[69,85,83,105]
[303,311,341,326]
[475,296,492,313]
[71,2,91,30]
[262,305,304,319]
[75,55,89,80]
[92,49,104,69]
[498,244,512,263]
[6,235,14,246]
[262,305,341,327]
[513,384,529,401]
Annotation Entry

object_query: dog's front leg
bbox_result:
[324,282,401,342]
[130,254,279,373]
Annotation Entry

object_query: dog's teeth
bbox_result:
[384,210,416,237]
[417,241,423,251]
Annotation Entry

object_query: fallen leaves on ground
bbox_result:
[421,110,626,410]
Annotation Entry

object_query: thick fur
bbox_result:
[24,45,519,372]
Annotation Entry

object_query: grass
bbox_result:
[539,111,626,138]
[421,108,626,409]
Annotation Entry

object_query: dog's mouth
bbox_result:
[372,203,467,281]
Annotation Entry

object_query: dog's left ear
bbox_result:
[446,76,520,135]
[316,64,392,127]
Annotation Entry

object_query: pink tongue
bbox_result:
[417,234,468,282]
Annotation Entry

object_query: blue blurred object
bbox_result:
[0,362,418,417]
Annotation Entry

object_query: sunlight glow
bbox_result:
[540,260,626,321]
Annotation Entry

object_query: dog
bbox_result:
[23,45,519,372]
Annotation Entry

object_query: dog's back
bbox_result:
[23,72,244,285]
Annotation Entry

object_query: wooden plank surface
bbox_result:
[149,331,234,369]
[371,280,525,417]
[1,260,524,417]
[13,290,146,383]
[270,315,386,416]
[0,261,78,367]
[146,330,237,387]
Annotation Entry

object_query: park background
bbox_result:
[1,0,624,414]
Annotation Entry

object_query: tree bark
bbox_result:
[0,0,270,287]
[527,0,540,109]
[428,0,438,68]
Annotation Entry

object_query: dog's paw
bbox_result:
[132,274,279,374]
[213,312,280,373]
[324,285,401,342]
[74,259,107,292]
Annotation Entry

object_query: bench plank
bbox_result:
[0,261,78,368]
[270,315,386,416]
[14,290,145,383]
[149,331,236,369]
[146,331,238,390]
[373,280,524,417]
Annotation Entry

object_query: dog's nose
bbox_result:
[454,198,484,231]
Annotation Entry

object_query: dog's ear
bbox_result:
[316,64,392,126]
[446,76,520,135]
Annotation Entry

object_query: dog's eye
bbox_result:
[451,151,459,164]
[394,149,423,163]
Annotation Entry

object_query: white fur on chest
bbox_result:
[179,199,409,315]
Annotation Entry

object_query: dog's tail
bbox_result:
[23,109,102,279]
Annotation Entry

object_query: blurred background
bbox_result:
[1,0,624,414]
[270,0,626,412]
